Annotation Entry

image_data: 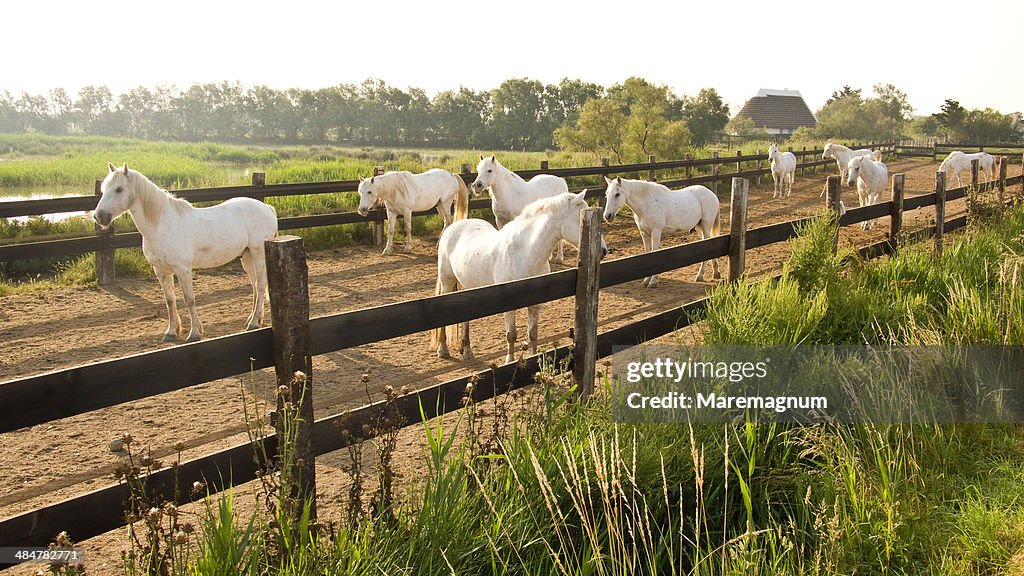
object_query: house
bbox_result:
[734,89,817,136]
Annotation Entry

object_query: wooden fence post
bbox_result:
[801,146,807,176]
[647,155,656,181]
[932,142,937,162]
[265,235,316,521]
[94,179,115,286]
[825,175,841,254]
[970,159,979,189]
[755,150,763,186]
[997,156,1006,213]
[252,171,266,203]
[711,151,720,193]
[935,171,946,256]
[735,151,743,176]
[728,177,748,281]
[372,165,385,246]
[573,207,602,401]
[889,173,905,249]
[685,153,693,180]
[540,160,549,171]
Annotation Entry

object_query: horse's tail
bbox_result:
[429,274,448,352]
[454,174,470,221]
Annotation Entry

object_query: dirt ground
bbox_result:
[0,158,1019,574]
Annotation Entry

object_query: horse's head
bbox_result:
[846,156,863,186]
[94,163,135,228]
[768,143,778,161]
[553,190,607,259]
[602,176,628,222]
[357,176,381,216]
[471,155,499,194]
[822,143,833,160]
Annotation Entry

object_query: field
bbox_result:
[3,139,1022,573]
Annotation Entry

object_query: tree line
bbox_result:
[0,77,729,156]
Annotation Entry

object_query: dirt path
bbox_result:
[0,158,1017,574]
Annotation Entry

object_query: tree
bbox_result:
[826,85,861,105]
[681,88,730,146]
[932,99,966,141]
[489,78,547,150]
[554,98,627,162]
[725,116,769,138]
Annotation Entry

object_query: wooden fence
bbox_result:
[1,156,1021,554]
[0,143,898,278]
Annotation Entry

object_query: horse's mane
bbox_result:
[518,192,574,220]
[128,170,193,226]
[378,171,417,198]
[619,178,670,196]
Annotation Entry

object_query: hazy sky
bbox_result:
[5,0,1022,117]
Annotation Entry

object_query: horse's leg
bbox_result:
[550,241,564,266]
[460,318,472,361]
[437,201,452,232]
[249,244,270,328]
[178,268,203,342]
[156,269,181,342]
[695,222,721,281]
[646,229,662,288]
[402,210,415,253]
[786,171,794,197]
[240,249,259,330]
[772,172,779,199]
[503,310,517,364]
[382,210,398,255]
[526,305,540,356]
[638,229,652,287]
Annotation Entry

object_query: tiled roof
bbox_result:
[735,92,817,131]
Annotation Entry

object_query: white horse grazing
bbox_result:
[470,155,569,263]
[822,143,878,185]
[357,169,468,255]
[846,155,889,230]
[603,177,721,287]
[938,151,996,187]
[431,191,606,363]
[767,143,797,199]
[94,164,278,342]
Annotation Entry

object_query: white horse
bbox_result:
[470,155,569,263]
[822,143,881,185]
[767,143,797,199]
[94,163,278,342]
[357,168,469,255]
[602,177,721,287]
[938,151,996,187]
[846,155,889,230]
[431,191,606,364]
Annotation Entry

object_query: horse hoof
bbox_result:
[245,324,259,331]
[186,334,201,343]
[437,350,450,359]
[162,333,178,343]
[381,248,394,256]
[504,355,515,365]
[463,351,475,362]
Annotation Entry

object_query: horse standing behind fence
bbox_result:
[357,169,469,255]
[768,143,797,199]
[939,151,996,186]
[431,191,606,364]
[822,143,880,185]
[602,177,721,287]
[847,155,889,230]
[94,163,278,342]
[470,155,569,263]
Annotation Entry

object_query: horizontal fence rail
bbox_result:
[1,164,1020,555]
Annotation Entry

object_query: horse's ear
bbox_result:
[615,176,622,183]
[121,164,130,177]
[490,155,495,162]
[604,176,612,185]
[358,176,365,182]
[479,154,485,161]
[107,162,117,173]
[574,190,587,204]
[370,176,375,183]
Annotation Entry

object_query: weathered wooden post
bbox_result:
[825,175,842,254]
[573,207,602,401]
[601,157,610,169]
[94,179,115,286]
[997,156,1007,214]
[935,171,946,256]
[728,177,748,282]
[540,160,549,171]
[755,150,763,186]
[371,165,386,246]
[889,173,905,250]
[460,163,471,175]
[735,151,743,176]
[711,151,720,193]
[970,159,979,189]
[252,171,266,203]
[685,153,693,181]
[801,146,807,176]
[932,142,937,162]
[647,154,656,181]
[265,235,316,521]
